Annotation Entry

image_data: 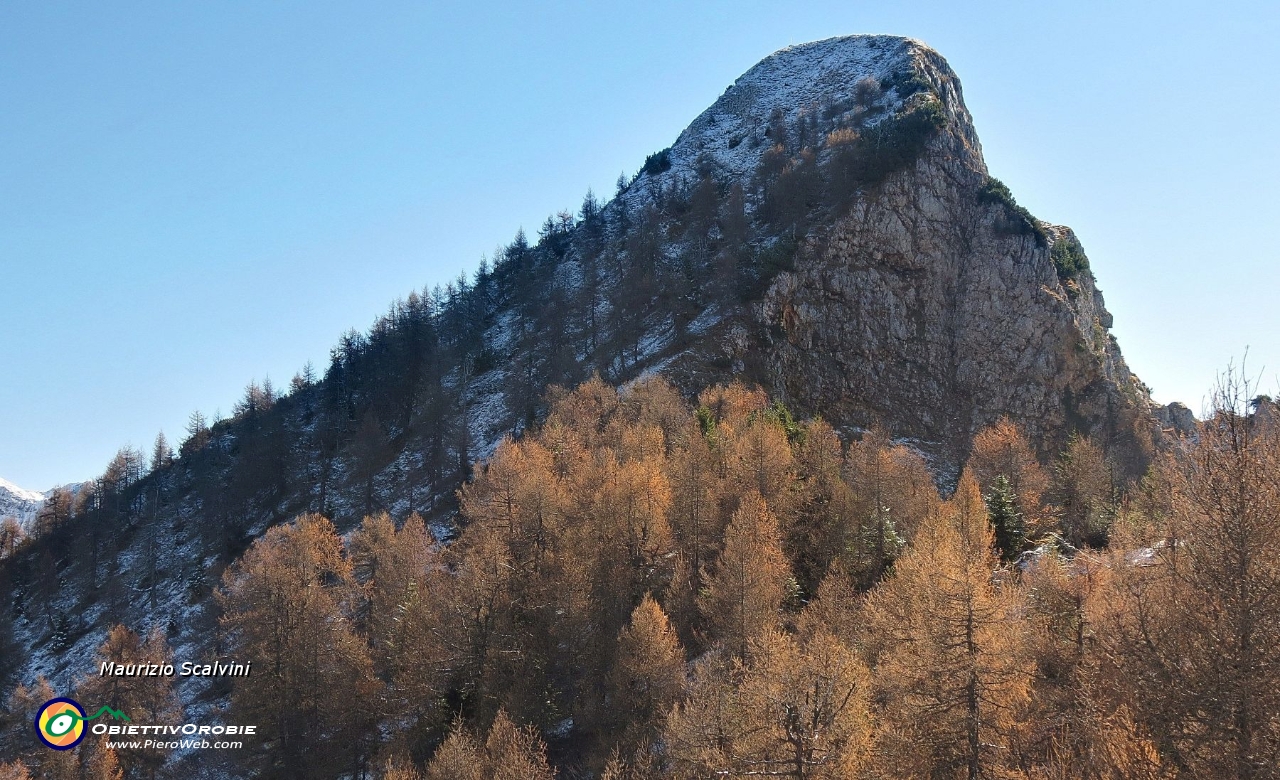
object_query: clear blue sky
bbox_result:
[2,1,1277,490]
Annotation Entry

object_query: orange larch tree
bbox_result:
[861,474,1033,779]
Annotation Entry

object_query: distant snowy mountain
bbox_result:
[0,478,86,531]
[0,477,45,530]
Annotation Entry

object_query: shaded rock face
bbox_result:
[754,175,1153,473]
[642,37,1154,475]
[1155,402,1198,438]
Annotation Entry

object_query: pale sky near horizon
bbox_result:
[2,1,1278,490]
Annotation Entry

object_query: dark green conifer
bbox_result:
[986,475,1025,562]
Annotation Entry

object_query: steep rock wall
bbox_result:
[636,36,1154,475]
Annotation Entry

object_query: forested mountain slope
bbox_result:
[0,34,1187,777]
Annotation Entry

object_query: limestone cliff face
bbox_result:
[639,37,1154,474]
[756,206,1152,474]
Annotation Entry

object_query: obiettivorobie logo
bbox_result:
[34,697,130,750]
[35,694,256,752]
[56,656,259,750]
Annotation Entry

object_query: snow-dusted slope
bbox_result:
[0,477,45,530]
[621,35,974,205]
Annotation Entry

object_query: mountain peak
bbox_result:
[622,35,981,204]
[0,477,43,505]
[601,37,1151,476]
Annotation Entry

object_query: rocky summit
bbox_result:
[617,35,1156,476]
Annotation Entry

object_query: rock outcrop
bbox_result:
[1155,401,1197,438]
